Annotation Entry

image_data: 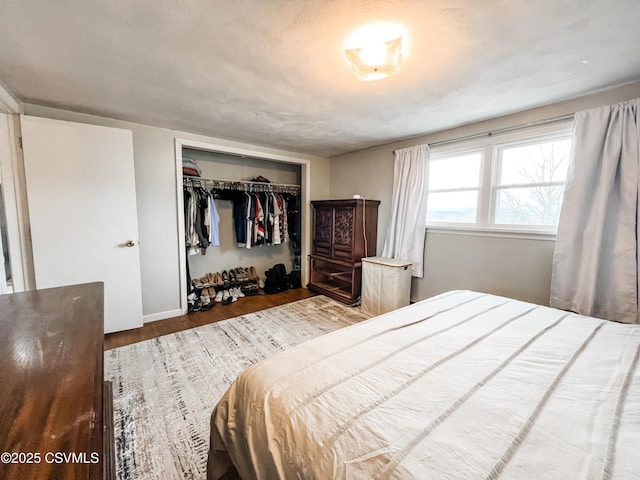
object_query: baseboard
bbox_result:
[143,309,182,324]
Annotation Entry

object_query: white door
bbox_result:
[21,116,143,333]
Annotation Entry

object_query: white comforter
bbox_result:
[208,291,640,479]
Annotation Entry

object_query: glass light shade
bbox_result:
[344,36,403,82]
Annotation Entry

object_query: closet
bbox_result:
[180,148,302,304]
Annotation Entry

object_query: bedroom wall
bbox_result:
[330,81,640,306]
[21,104,330,321]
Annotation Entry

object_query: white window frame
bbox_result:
[426,149,485,226]
[426,121,573,239]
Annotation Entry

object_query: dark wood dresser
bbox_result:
[308,199,380,304]
[0,282,114,480]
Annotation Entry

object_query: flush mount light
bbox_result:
[344,23,406,82]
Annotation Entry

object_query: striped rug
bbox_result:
[104,296,370,480]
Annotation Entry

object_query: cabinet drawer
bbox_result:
[313,244,331,257]
[332,246,354,261]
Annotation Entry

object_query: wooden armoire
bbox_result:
[308,199,380,304]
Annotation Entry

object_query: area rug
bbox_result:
[104,296,370,480]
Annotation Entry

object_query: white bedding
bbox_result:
[207,291,640,479]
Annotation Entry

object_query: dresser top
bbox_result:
[0,282,104,479]
[311,198,380,207]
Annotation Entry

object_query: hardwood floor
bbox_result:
[104,288,317,350]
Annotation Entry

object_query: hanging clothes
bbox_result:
[209,192,220,247]
[183,183,221,255]
[184,177,300,251]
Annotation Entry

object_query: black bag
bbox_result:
[288,270,302,289]
[264,263,289,294]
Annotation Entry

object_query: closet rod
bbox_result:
[183,175,300,189]
[394,113,575,152]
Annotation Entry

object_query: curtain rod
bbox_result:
[394,113,575,152]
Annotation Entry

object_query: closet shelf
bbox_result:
[183,175,300,194]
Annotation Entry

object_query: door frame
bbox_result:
[174,138,311,315]
[0,113,35,292]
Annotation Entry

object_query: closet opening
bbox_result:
[174,139,311,315]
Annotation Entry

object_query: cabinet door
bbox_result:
[332,206,356,261]
[312,206,333,256]
[21,116,143,333]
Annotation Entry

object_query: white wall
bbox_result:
[330,81,640,306]
[22,104,330,321]
[184,148,301,281]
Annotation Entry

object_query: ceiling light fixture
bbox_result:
[344,23,406,82]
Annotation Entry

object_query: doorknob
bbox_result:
[125,240,135,247]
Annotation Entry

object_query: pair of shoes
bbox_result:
[229,269,237,283]
[187,292,199,312]
[199,289,213,311]
[221,289,236,305]
[229,287,245,299]
[236,267,252,280]
[206,287,217,307]
[241,284,260,296]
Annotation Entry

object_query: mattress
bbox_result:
[207,290,640,479]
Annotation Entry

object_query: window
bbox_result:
[427,152,482,223]
[426,122,572,233]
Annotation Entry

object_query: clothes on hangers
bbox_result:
[225,191,295,249]
[184,176,300,252]
[184,182,220,255]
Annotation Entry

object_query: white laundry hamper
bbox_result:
[361,257,412,316]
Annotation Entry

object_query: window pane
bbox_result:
[427,190,478,223]
[494,186,565,226]
[498,138,571,186]
[429,153,481,190]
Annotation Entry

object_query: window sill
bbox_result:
[426,225,556,241]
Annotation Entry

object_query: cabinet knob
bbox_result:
[125,240,135,248]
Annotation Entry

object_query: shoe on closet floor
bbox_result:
[214,290,223,303]
[221,290,233,305]
[187,292,198,312]
[240,268,248,280]
[207,287,217,305]
[249,266,258,280]
[200,290,212,311]
[234,287,245,298]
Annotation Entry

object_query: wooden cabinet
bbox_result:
[0,282,114,480]
[309,199,380,304]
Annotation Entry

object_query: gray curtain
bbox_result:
[550,99,639,323]
[381,145,429,277]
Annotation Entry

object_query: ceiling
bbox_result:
[1,1,639,158]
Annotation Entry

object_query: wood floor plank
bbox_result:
[104,288,317,350]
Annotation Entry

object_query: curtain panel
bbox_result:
[381,145,429,278]
[551,99,639,323]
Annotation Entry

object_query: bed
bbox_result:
[207,290,640,479]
